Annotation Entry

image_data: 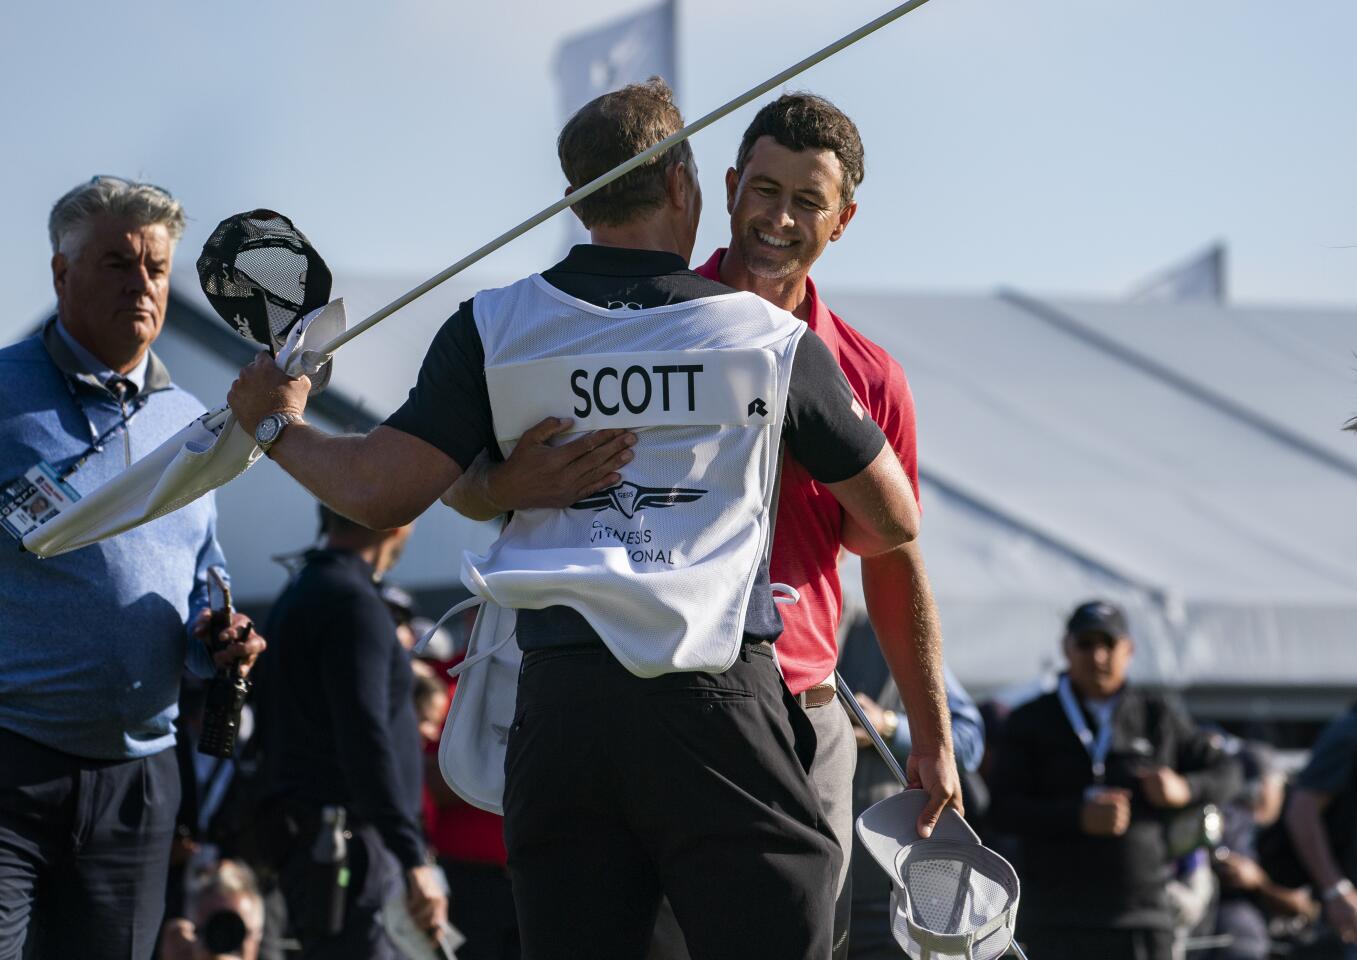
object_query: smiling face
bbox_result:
[52,214,173,373]
[725,136,857,282]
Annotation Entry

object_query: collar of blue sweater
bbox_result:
[42,317,171,397]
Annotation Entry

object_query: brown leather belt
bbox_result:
[796,682,836,709]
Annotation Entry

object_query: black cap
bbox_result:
[197,209,331,354]
[1065,600,1129,638]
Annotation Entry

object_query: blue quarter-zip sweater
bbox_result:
[0,321,222,760]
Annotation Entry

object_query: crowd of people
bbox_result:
[1,76,1352,960]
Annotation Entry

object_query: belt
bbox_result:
[796,682,836,709]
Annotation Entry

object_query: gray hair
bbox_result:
[48,175,185,257]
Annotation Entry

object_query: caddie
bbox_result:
[226,79,920,959]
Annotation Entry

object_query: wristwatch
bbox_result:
[880,709,900,741]
[255,411,300,453]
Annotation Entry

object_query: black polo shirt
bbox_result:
[385,245,885,650]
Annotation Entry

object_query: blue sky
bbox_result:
[3,0,1355,343]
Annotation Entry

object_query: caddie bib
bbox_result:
[462,275,805,677]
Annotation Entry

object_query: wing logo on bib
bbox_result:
[570,481,707,520]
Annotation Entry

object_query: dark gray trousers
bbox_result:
[505,644,838,960]
[0,727,180,960]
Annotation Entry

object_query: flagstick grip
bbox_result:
[312,0,936,360]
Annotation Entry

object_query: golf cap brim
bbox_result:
[856,788,980,882]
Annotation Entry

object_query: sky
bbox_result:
[3,0,1356,345]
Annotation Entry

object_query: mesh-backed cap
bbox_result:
[196,209,332,353]
[889,841,1020,960]
[857,790,1021,960]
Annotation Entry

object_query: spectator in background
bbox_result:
[1212,743,1318,960]
[838,620,985,960]
[160,860,266,960]
[0,176,262,959]
[419,644,520,960]
[257,506,445,957]
[990,600,1241,960]
[1285,705,1357,956]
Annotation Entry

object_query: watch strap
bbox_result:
[258,411,300,452]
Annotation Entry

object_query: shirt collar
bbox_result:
[54,318,148,393]
[547,244,691,278]
[43,317,171,396]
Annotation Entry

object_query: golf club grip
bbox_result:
[833,671,911,789]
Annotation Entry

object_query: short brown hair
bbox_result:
[735,93,865,207]
[557,77,693,229]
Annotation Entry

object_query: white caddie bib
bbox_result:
[462,275,805,677]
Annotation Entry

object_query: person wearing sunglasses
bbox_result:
[988,600,1242,960]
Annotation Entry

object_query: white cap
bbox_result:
[855,790,1023,960]
[856,788,981,878]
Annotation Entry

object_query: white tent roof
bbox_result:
[826,289,1357,694]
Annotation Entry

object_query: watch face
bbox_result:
[256,416,280,445]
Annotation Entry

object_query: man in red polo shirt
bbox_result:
[688,93,958,956]
[444,93,958,957]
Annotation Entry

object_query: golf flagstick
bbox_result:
[297,0,937,374]
[837,673,1033,960]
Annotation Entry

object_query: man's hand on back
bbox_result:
[444,417,635,520]
[227,352,311,435]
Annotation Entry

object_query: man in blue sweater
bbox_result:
[0,176,263,960]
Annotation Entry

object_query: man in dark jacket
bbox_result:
[990,600,1241,960]
[259,507,445,958]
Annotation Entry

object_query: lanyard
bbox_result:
[58,375,148,479]
[1057,674,1119,783]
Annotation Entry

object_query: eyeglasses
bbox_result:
[88,174,175,199]
[1071,633,1123,652]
